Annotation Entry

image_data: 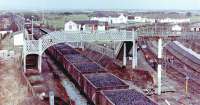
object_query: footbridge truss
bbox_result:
[23,28,200,96]
[23,29,200,72]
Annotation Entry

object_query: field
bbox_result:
[190,15,200,22]
[35,14,90,30]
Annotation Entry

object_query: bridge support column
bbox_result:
[123,43,127,66]
[23,55,26,72]
[132,42,137,69]
[157,38,163,95]
[80,42,84,50]
[38,54,42,73]
[132,29,137,69]
[80,32,84,50]
[49,91,54,105]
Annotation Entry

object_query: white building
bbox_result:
[158,18,190,24]
[64,21,79,31]
[145,18,156,23]
[64,20,107,32]
[90,13,128,24]
[172,24,182,31]
[128,16,146,23]
[190,23,200,32]
[13,31,24,46]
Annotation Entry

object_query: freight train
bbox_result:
[33,28,157,105]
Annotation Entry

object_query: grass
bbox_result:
[190,15,200,22]
[34,14,90,30]
[65,14,90,21]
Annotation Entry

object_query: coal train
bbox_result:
[33,28,157,105]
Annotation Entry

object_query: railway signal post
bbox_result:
[185,76,189,96]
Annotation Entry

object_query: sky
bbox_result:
[0,0,200,11]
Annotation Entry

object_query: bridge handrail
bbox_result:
[84,42,115,58]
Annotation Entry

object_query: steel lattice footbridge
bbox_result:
[23,29,200,70]
[22,29,200,95]
[24,30,200,54]
[24,30,133,55]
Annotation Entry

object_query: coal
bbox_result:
[59,49,79,55]
[64,54,91,63]
[75,63,105,73]
[85,73,126,88]
[54,43,68,49]
[102,89,157,105]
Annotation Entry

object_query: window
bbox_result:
[110,20,113,24]
[69,25,72,30]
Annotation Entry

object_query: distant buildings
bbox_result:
[0,17,11,29]
[172,24,182,31]
[128,16,190,24]
[190,23,200,32]
[90,13,128,24]
[64,20,108,31]
[64,12,192,32]
[158,18,190,24]
[0,16,13,35]
[128,16,146,23]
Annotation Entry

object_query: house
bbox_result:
[190,23,200,32]
[172,24,182,31]
[64,20,108,31]
[90,12,128,24]
[128,16,146,23]
[159,18,190,23]
[64,21,79,31]
[13,31,24,46]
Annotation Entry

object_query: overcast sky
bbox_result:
[0,0,199,10]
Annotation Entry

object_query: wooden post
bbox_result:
[185,76,189,96]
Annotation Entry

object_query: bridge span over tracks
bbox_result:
[22,28,200,95]
[23,28,200,71]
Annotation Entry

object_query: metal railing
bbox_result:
[84,42,115,58]
[23,29,200,56]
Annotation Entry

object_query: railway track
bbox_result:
[140,41,200,97]
[165,43,200,94]
[138,41,158,71]
[166,59,200,95]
